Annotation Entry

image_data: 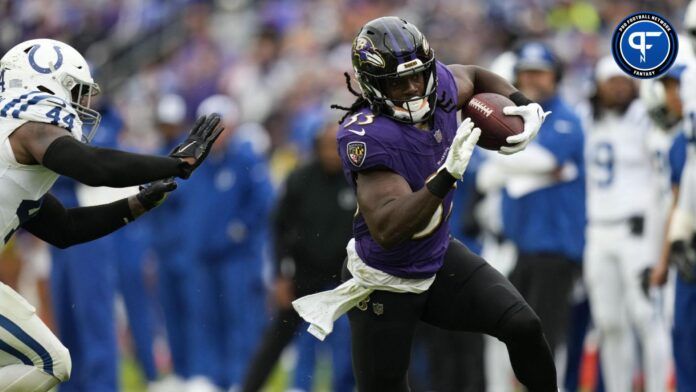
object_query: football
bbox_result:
[462,93,524,151]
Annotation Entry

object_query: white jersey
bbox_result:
[585,101,653,223]
[0,89,82,248]
[646,125,682,205]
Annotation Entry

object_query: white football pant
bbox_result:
[584,223,670,392]
[0,282,71,391]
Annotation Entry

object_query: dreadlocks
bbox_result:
[330,72,370,124]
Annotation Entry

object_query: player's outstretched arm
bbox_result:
[21,180,176,249]
[9,115,223,187]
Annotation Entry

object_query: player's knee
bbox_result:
[52,344,72,382]
[498,305,543,342]
[592,309,624,335]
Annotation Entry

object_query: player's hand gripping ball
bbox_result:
[441,117,481,180]
[463,93,549,154]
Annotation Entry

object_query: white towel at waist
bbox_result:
[292,238,435,341]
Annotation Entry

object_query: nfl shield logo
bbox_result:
[372,302,384,316]
[347,141,366,167]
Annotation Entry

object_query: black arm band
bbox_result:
[22,193,134,249]
[509,91,534,106]
[426,169,456,199]
[43,136,185,187]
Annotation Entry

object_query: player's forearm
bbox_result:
[42,136,186,187]
[368,187,443,249]
[471,65,519,98]
[22,194,137,249]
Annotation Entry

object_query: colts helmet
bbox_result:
[351,17,437,124]
[0,39,101,141]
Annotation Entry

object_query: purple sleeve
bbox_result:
[338,133,394,172]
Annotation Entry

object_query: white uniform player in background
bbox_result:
[583,56,670,392]
[0,39,222,391]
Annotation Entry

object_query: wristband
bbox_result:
[509,91,533,106]
[426,169,456,198]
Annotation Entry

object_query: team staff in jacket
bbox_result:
[187,95,275,390]
[479,42,585,356]
[242,120,356,392]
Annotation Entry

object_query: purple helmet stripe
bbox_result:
[391,19,417,61]
[379,19,407,63]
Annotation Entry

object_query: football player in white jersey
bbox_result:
[0,39,224,391]
[583,56,670,392]
[649,2,696,388]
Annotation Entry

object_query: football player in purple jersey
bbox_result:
[329,17,555,391]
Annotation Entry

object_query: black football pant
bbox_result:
[343,238,557,392]
[509,253,579,355]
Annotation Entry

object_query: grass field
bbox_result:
[119,352,332,392]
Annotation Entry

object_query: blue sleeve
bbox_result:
[536,114,584,165]
[236,147,275,233]
[670,131,688,185]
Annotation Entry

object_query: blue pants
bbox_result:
[673,275,696,392]
[112,224,158,381]
[50,236,117,392]
[292,316,354,392]
[155,250,207,379]
[198,256,267,388]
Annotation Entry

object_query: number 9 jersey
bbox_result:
[584,100,653,223]
[0,90,82,248]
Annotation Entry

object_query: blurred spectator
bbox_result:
[144,94,214,390]
[187,94,275,390]
[478,42,586,362]
[242,120,355,392]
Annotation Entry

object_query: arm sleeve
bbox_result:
[42,136,185,187]
[21,193,134,249]
[535,116,584,165]
[489,143,558,174]
[238,151,275,234]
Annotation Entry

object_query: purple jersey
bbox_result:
[337,61,459,278]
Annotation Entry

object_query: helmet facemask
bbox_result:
[62,74,101,142]
[358,56,438,124]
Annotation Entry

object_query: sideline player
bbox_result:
[294,17,555,391]
[583,57,670,392]
[0,39,223,391]
[651,2,696,388]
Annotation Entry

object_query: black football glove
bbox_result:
[136,178,178,211]
[640,267,652,298]
[670,238,696,283]
[170,114,225,178]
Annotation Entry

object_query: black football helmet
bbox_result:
[351,17,437,124]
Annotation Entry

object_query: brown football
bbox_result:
[462,93,524,151]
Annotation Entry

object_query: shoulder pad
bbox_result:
[0,91,80,133]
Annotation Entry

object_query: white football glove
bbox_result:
[441,117,481,179]
[500,103,551,155]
